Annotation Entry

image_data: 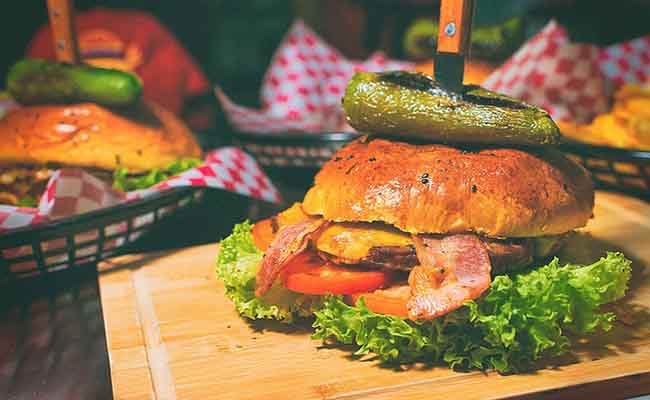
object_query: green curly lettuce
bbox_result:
[216,222,632,372]
[216,222,321,323]
[112,158,202,192]
[312,253,631,373]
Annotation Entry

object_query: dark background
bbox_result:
[0,2,649,399]
[1,0,649,110]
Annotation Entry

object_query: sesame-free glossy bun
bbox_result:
[303,138,594,238]
[0,101,201,172]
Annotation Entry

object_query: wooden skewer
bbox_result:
[46,0,80,63]
[436,0,474,56]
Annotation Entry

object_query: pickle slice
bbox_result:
[343,71,561,146]
[7,59,142,107]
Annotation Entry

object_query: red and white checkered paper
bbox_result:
[0,147,279,274]
[600,36,650,87]
[215,20,413,133]
[483,21,608,123]
[484,21,650,123]
[0,147,279,234]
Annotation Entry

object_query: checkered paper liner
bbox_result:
[0,147,279,274]
[484,20,650,124]
[1,147,278,233]
[217,19,650,133]
[215,20,413,134]
[483,21,608,123]
[600,36,650,87]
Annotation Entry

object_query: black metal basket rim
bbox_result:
[235,132,650,159]
[234,131,362,145]
[0,187,199,247]
[559,141,650,160]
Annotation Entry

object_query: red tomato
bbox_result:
[347,285,411,318]
[281,252,391,295]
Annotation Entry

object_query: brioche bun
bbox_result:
[0,101,201,173]
[303,138,594,238]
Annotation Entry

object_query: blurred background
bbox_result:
[2,0,650,144]
[0,2,650,399]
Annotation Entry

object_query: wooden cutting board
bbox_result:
[98,191,650,400]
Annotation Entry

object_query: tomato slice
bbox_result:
[282,252,391,295]
[347,285,411,318]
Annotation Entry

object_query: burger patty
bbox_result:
[360,245,419,271]
[481,238,535,274]
[319,234,568,275]
[0,166,54,205]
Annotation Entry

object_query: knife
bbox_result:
[434,0,475,94]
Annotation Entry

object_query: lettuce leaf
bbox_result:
[216,223,632,372]
[312,253,631,373]
[216,222,321,323]
[17,196,38,207]
[113,158,202,192]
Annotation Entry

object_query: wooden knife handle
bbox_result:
[46,0,79,63]
[436,0,474,55]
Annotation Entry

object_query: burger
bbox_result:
[217,137,630,372]
[0,100,201,206]
[216,72,631,373]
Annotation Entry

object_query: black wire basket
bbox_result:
[560,141,650,201]
[232,131,362,204]
[0,187,203,283]
[233,131,362,168]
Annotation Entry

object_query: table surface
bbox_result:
[0,190,647,399]
[0,269,112,400]
[98,191,650,400]
[0,192,278,400]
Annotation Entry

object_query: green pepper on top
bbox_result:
[343,71,561,146]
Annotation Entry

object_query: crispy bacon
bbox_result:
[255,219,326,296]
[407,234,491,320]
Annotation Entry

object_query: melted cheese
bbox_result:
[315,222,412,261]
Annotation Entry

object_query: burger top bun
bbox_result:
[303,138,594,238]
[0,101,201,173]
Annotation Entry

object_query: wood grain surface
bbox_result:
[98,191,650,400]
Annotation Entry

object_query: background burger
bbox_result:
[0,101,201,206]
[0,59,202,206]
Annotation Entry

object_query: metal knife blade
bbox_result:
[434,52,465,94]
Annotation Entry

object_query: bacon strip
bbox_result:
[255,219,326,296]
[407,234,491,320]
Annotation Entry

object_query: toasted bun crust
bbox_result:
[303,138,594,237]
[0,101,201,173]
